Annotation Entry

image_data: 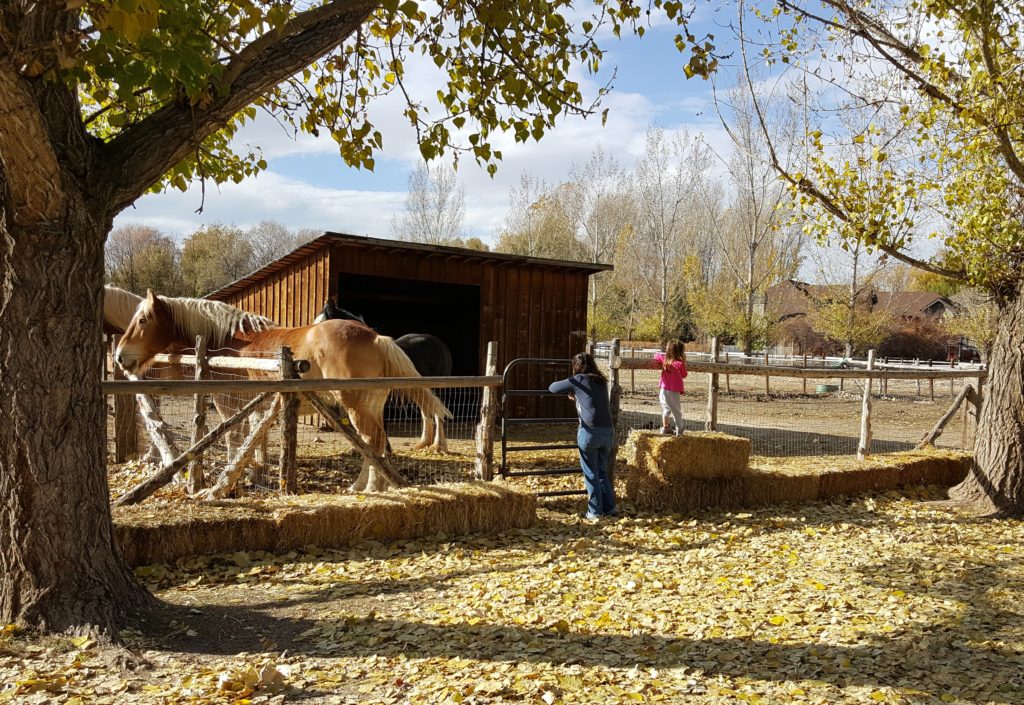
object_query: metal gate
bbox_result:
[500,358,585,497]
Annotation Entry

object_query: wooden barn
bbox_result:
[207,232,611,416]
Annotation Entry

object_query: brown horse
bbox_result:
[115,290,450,491]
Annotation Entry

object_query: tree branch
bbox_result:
[102,0,379,214]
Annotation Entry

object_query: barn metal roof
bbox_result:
[207,231,613,300]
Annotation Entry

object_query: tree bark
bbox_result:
[0,190,149,635]
[949,284,1024,516]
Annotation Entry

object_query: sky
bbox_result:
[113,6,744,246]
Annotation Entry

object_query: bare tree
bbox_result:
[391,162,466,244]
[496,174,580,259]
[104,224,182,295]
[565,147,635,339]
[246,220,317,268]
[706,76,803,353]
[629,128,713,342]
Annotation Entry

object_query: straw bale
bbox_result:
[626,430,750,480]
[113,502,277,567]
[626,447,971,513]
[114,482,536,567]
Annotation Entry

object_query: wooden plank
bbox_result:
[917,384,975,449]
[200,396,283,500]
[151,352,282,372]
[474,341,499,480]
[705,337,719,431]
[103,375,504,396]
[278,346,300,494]
[188,335,209,494]
[615,357,987,379]
[113,391,275,506]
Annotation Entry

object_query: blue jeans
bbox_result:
[577,426,617,516]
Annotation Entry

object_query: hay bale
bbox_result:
[114,482,536,566]
[626,430,750,480]
[626,447,972,513]
[113,502,277,567]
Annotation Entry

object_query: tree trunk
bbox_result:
[0,193,149,636]
[949,285,1024,516]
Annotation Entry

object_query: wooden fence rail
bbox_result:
[102,375,504,397]
[615,357,987,381]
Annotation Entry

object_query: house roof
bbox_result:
[208,231,613,300]
[766,280,954,320]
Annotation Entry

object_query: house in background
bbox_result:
[766,279,963,359]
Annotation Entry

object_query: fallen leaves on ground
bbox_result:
[2,485,1023,704]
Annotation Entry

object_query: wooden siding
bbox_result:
[215,239,597,418]
[222,247,330,327]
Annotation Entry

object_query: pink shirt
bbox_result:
[654,353,688,393]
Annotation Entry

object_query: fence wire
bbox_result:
[617,365,979,457]
[106,350,484,499]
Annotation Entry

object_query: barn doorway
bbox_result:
[335,273,482,376]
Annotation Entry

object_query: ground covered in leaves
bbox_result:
[3,487,1023,704]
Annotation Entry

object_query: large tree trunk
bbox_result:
[949,284,1024,516]
[0,189,149,635]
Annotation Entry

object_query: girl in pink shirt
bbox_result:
[653,339,687,435]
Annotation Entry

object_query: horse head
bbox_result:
[115,290,177,374]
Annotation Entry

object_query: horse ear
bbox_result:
[146,289,156,304]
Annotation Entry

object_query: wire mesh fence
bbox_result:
[105,348,489,500]
[615,363,980,458]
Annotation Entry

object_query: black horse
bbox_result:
[315,298,453,451]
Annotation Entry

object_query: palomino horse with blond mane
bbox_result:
[115,290,450,491]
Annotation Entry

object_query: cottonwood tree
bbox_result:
[391,161,465,244]
[104,224,182,295]
[740,0,1024,514]
[0,0,717,636]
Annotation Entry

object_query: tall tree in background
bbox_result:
[246,220,317,268]
[391,161,465,245]
[705,76,802,354]
[741,0,1024,514]
[630,128,713,342]
[1,0,720,635]
[104,224,182,295]
[496,175,580,259]
[179,225,255,296]
[564,148,634,340]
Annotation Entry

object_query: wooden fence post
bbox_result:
[764,349,770,396]
[706,337,719,432]
[278,345,300,494]
[474,341,499,481]
[857,350,876,460]
[725,352,731,394]
[607,339,621,484]
[111,335,139,463]
[802,354,808,394]
[188,336,209,494]
[629,346,635,395]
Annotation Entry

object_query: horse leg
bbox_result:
[413,410,434,451]
[432,414,449,453]
[342,391,393,492]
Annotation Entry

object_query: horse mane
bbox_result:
[147,295,278,347]
[103,285,143,331]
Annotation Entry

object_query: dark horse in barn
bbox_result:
[316,298,453,451]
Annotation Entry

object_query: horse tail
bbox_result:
[374,336,453,420]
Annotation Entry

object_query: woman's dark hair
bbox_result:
[572,352,607,382]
